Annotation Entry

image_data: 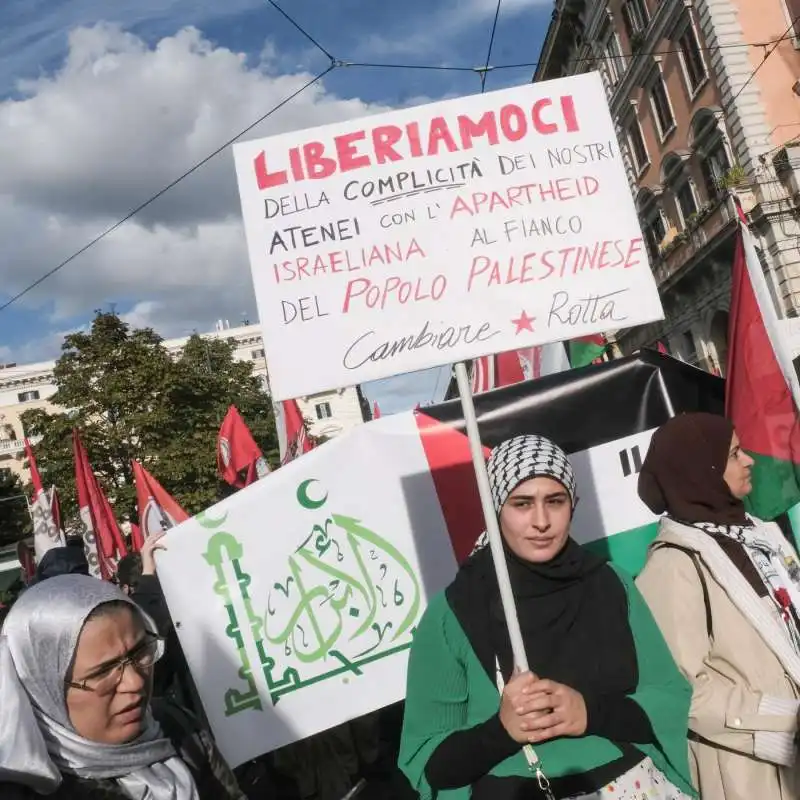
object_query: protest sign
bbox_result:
[233,72,664,400]
[157,413,458,766]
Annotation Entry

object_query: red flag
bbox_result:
[73,430,126,579]
[50,487,63,535]
[494,351,526,386]
[24,438,65,560]
[470,355,495,393]
[217,406,269,488]
[373,401,382,420]
[656,341,668,354]
[132,460,190,540]
[24,438,44,496]
[130,523,145,553]
[726,216,800,519]
[279,399,314,464]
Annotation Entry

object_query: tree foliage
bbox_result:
[0,469,30,547]
[21,313,278,529]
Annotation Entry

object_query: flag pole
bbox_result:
[453,361,528,671]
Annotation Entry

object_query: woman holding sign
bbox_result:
[637,413,800,800]
[399,435,695,799]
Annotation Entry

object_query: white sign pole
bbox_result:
[453,361,528,670]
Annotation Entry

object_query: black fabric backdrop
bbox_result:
[428,350,725,454]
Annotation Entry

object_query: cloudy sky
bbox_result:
[0,0,553,413]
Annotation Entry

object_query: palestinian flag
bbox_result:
[726,217,800,520]
[423,349,724,575]
[568,334,606,368]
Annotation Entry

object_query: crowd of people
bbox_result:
[2,412,799,799]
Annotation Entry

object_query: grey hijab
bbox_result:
[0,574,199,800]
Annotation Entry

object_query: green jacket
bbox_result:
[399,565,695,799]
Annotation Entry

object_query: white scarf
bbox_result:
[1,574,200,800]
[692,517,800,652]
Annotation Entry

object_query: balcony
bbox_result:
[651,199,736,288]
[0,436,42,457]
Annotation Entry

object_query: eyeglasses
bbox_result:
[66,634,163,695]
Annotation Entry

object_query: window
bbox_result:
[678,21,707,94]
[643,212,667,262]
[663,154,699,228]
[17,390,40,403]
[598,23,624,87]
[622,0,650,40]
[649,74,675,139]
[315,402,332,420]
[690,109,733,200]
[675,181,698,222]
[637,190,667,262]
[251,348,265,359]
[627,119,649,173]
[700,142,731,198]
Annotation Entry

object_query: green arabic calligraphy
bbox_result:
[265,503,421,669]
[200,481,422,714]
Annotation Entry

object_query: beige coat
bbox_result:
[637,517,800,800]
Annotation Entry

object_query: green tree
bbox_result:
[0,468,30,547]
[21,313,278,529]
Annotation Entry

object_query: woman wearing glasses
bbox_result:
[0,574,245,799]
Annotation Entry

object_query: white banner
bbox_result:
[233,72,664,400]
[156,414,457,767]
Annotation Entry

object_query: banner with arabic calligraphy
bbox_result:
[156,413,458,767]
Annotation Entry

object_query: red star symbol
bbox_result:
[511,310,536,334]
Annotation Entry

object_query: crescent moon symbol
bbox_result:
[297,479,328,510]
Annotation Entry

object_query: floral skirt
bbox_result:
[565,757,692,800]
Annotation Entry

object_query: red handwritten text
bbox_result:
[272,239,426,283]
[253,96,580,190]
[450,177,599,218]
[466,238,644,290]
[342,275,447,313]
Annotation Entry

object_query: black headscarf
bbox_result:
[447,436,632,693]
[638,413,747,526]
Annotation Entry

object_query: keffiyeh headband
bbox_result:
[487,435,577,512]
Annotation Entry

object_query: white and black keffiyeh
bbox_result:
[472,435,577,555]
[487,435,576,513]
[693,517,800,653]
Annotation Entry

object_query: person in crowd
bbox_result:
[30,537,89,584]
[637,412,800,800]
[399,435,695,799]
[117,531,200,712]
[0,573,246,799]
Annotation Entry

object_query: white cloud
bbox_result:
[0,24,393,359]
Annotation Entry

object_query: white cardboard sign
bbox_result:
[233,71,663,399]
[156,414,458,767]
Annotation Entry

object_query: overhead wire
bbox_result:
[0,66,335,314]
[0,13,796,314]
[728,13,800,106]
[265,0,337,64]
[480,0,504,91]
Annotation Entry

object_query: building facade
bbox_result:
[0,322,367,481]
[535,0,800,373]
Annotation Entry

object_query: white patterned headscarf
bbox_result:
[0,574,199,800]
[487,435,577,512]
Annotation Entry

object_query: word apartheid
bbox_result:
[252,95,581,190]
